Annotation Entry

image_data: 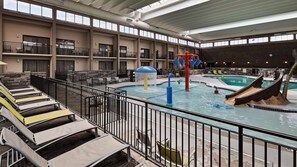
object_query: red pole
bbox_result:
[185,51,189,91]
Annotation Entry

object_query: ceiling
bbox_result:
[39,0,297,41]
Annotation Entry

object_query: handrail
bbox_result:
[234,71,284,105]
[225,74,263,99]
[30,75,297,142]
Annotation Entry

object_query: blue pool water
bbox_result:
[120,82,297,146]
[207,76,297,89]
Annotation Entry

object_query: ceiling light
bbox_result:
[285,61,288,63]
[266,61,269,64]
[184,11,297,34]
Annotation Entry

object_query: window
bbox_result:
[83,17,90,25]
[93,19,117,31]
[120,46,127,57]
[4,0,53,18]
[4,0,17,11]
[75,15,82,24]
[57,10,66,21]
[66,12,75,22]
[141,62,150,66]
[120,25,138,35]
[188,41,195,47]
[30,4,41,16]
[141,48,150,58]
[270,34,294,42]
[23,35,50,54]
[140,30,154,39]
[56,10,90,26]
[156,33,167,41]
[201,43,213,48]
[56,60,75,73]
[42,7,52,18]
[214,41,228,47]
[168,37,178,43]
[230,39,247,45]
[248,37,268,44]
[195,43,200,48]
[99,44,113,57]
[18,1,30,13]
[179,39,187,45]
[99,61,113,70]
[23,60,50,76]
[56,39,75,55]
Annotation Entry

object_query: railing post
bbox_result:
[238,126,243,167]
[80,85,83,117]
[145,102,148,160]
[104,92,107,133]
[55,82,57,101]
[65,82,68,108]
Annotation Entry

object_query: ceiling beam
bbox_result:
[183,11,297,35]
[141,0,209,21]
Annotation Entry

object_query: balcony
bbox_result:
[140,53,152,59]
[57,47,89,56]
[93,50,116,57]
[120,51,137,58]
[3,41,51,54]
[156,55,166,59]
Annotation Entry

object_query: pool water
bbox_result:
[207,76,297,89]
[120,82,297,146]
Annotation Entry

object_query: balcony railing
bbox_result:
[3,41,51,54]
[93,50,116,57]
[156,55,166,59]
[57,47,89,56]
[31,75,297,167]
[140,53,152,59]
[120,51,137,58]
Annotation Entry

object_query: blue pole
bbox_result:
[167,73,174,106]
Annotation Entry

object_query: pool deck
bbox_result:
[109,74,297,113]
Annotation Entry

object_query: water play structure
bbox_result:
[225,70,289,106]
[134,66,157,90]
[173,51,201,91]
[166,73,175,106]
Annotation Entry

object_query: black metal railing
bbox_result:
[93,50,116,57]
[3,41,51,54]
[56,47,89,56]
[31,75,297,167]
[120,51,137,58]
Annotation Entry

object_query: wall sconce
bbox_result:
[76,60,79,64]
[247,61,250,64]
[77,40,80,44]
[16,59,20,63]
[16,34,20,38]
[284,61,288,64]
[233,62,235,64]
[269,54,273,57]
[266,61,269,64]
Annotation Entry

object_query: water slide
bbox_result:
[225,71,287,106]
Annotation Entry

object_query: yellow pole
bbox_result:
[144,74,148,90]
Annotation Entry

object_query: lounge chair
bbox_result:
[213,70,218,75]
[136,129,153,154]
[218,70,223,75]
[156,140,195,167]
[0,86,49,104]
[0,82,40,97]
[0,128,130,167]
[0,97,73,125]
[0,86,58,112]
[0,82,35,93]
[0,107,98,146]
[207,70,211,74]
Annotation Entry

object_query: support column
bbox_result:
[0,0,3,73]
[165,43,169,69]
[137,38,140,67]
[89,20,94,70]
[50,9,57,78]
[152,41,156,68]
[115,34,120,75]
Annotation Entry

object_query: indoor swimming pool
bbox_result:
[120,81,297,146]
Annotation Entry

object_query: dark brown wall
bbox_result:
[200,40,297,68]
